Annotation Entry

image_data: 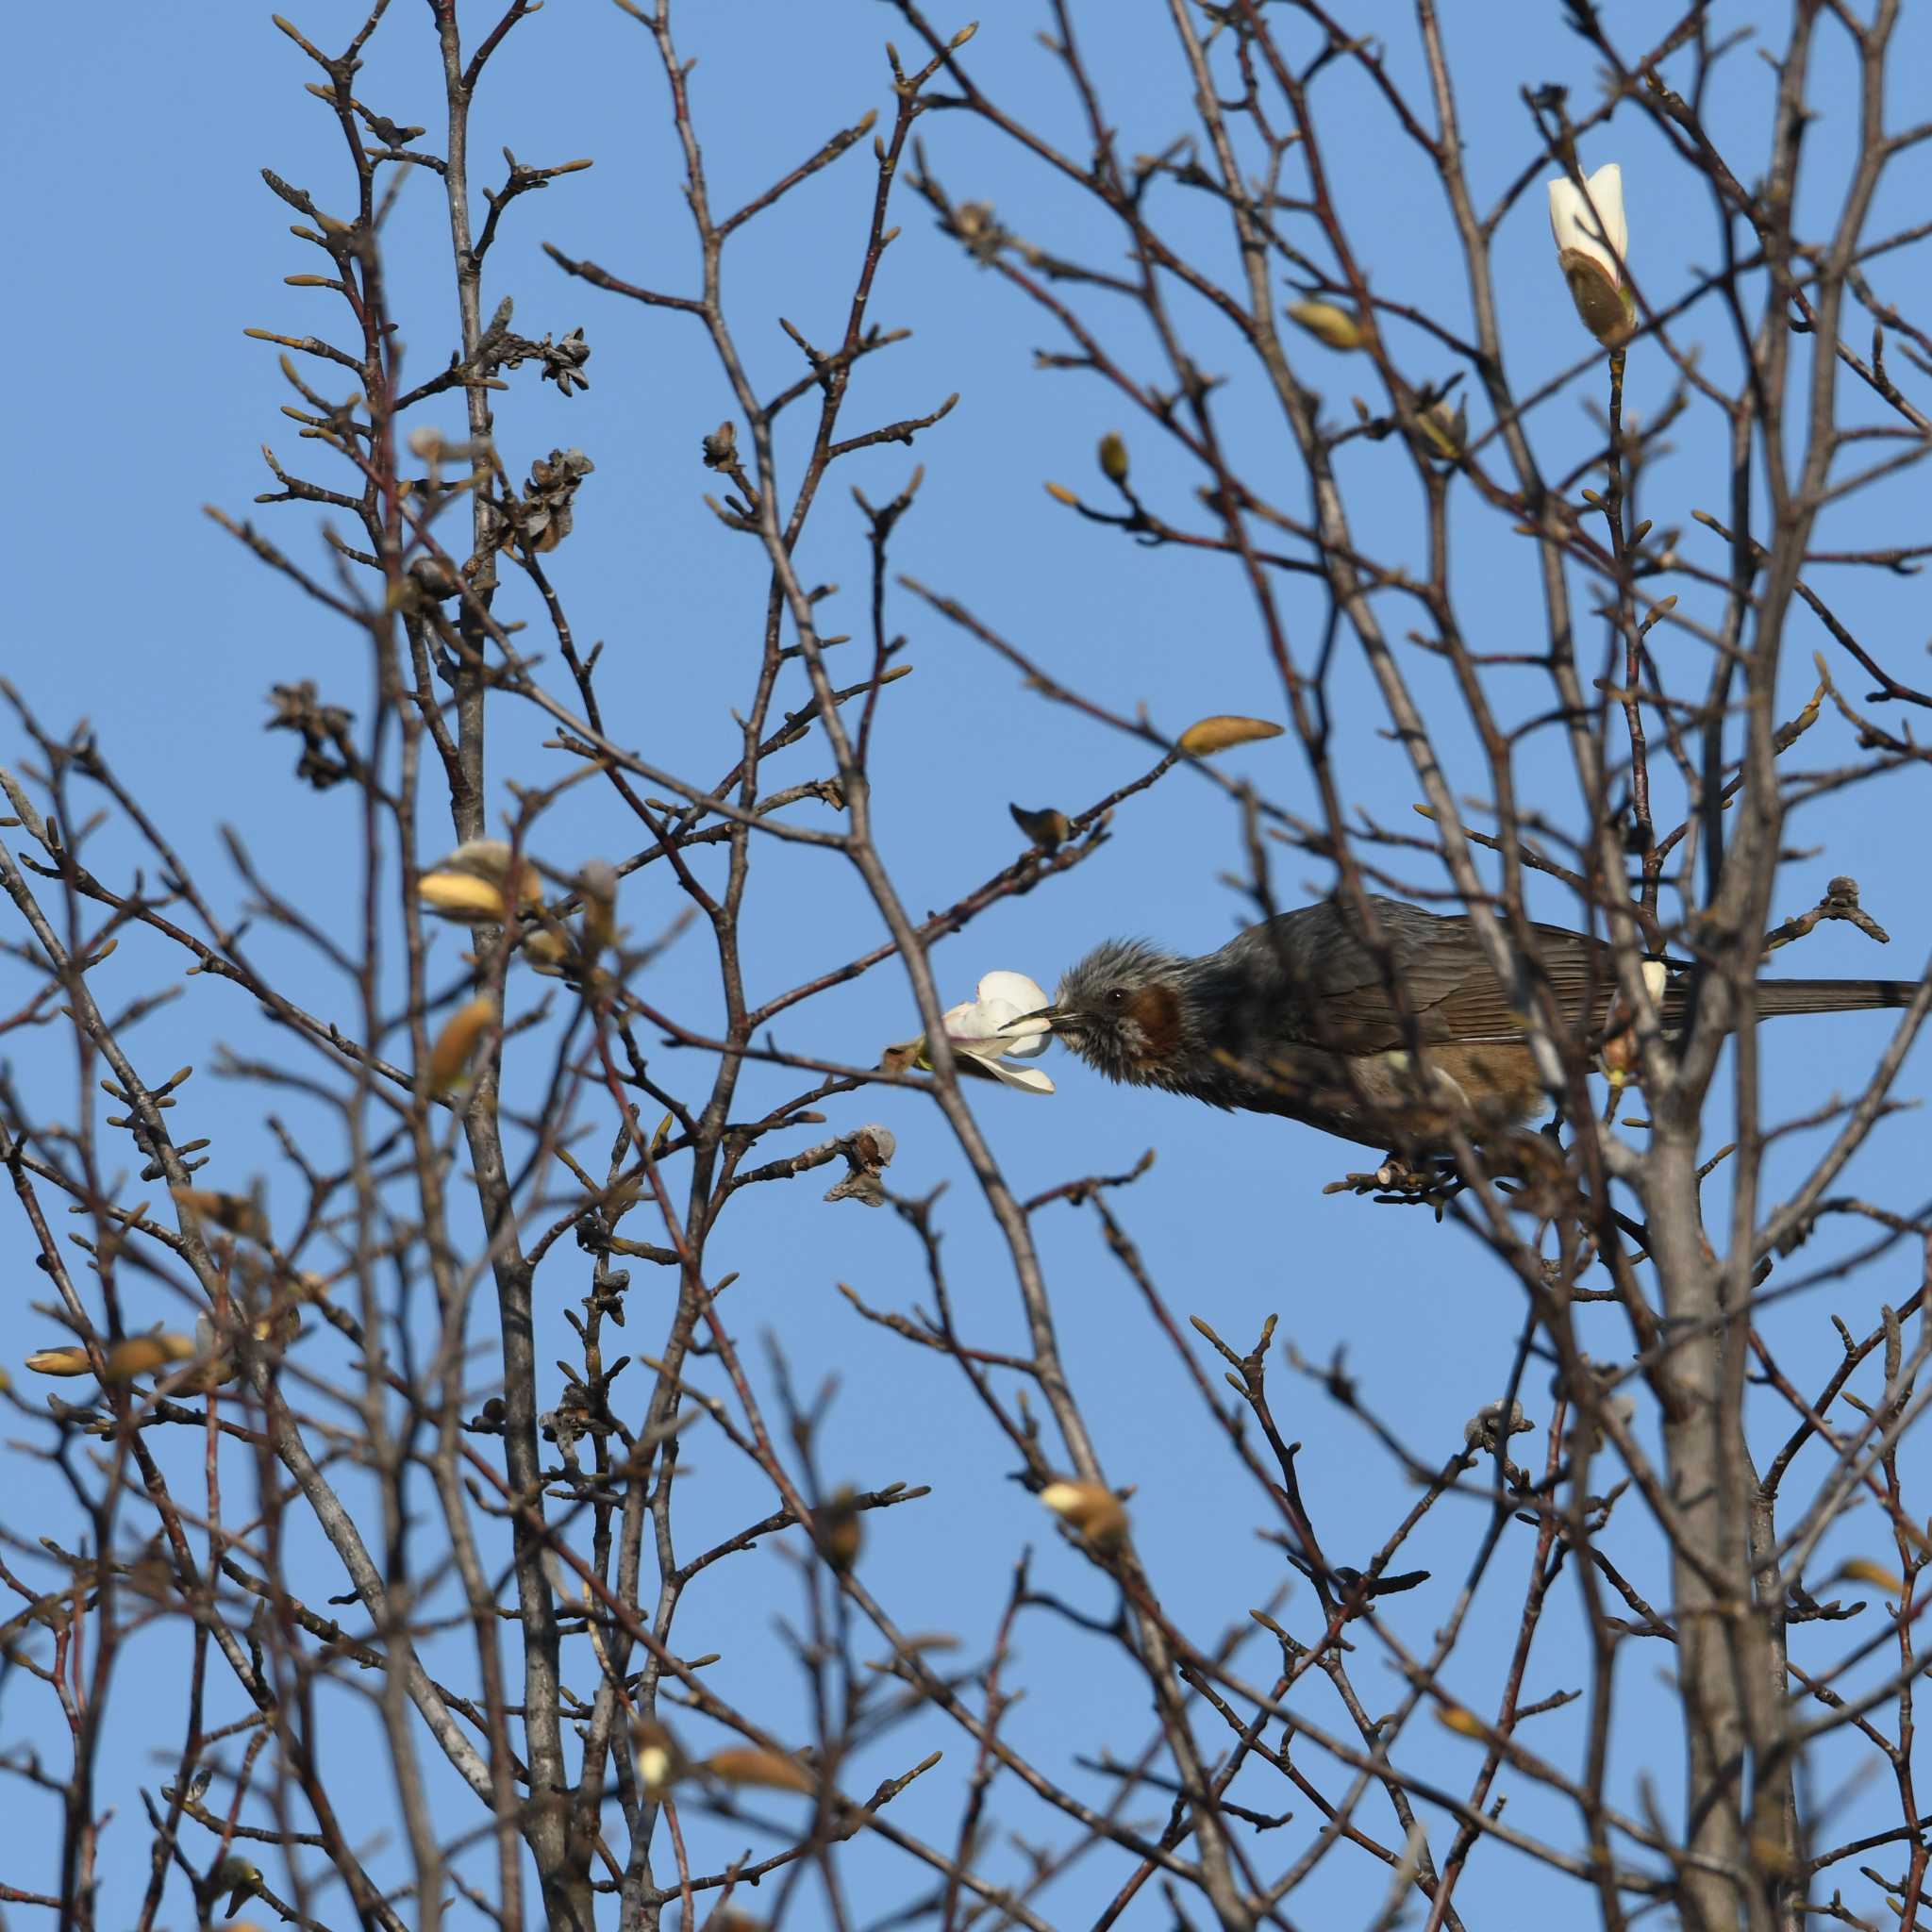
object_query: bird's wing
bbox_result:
[1273,902,1617,1052]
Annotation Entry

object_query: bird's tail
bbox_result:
[1753,978,1921,1018]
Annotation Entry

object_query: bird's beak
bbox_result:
[1008,1004,1071,1037]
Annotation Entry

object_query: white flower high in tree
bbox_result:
[1548,161,1634,349]
[887,969,1057,1093]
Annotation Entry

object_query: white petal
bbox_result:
[976,969,1048,1013]
[944,1000,1008,1045]
[1588,163,1627,266]
[974,994,1050,1048]
[975,972,1053,1051]
[948,1038,1006,1066]
[994,996,1052,1057]
[1547,163,1625,282]
[977,1058,1056,1094]
[1547,175,1587,255]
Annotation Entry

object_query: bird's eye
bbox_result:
[1105,987,1127,1008]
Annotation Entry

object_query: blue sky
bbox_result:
[6,2,1931,1925]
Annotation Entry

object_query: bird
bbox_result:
[1041,894,1920,1150]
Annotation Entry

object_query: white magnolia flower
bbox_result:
[886,969,1056,1094]
[1547,162,1634,348]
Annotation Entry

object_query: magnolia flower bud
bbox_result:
[426,997,498,1094]
[706,1746,816,1794]
[1286,300,1366,353]
[1836,1557,1906,1598]
[1177,714,1283,757]
[1040,1478,1128,1550]
[419,840,543,924]
[102,1332,198,1383]
[25,1345,95,1377]
[1412,396,1467,463]
[1547,163,1634,348]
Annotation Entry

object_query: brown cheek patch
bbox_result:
[1125,984,1182,1069]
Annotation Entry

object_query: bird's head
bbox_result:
[1041,939,1191,1086]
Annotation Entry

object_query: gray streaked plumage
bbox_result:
[1049,894,1919,1149]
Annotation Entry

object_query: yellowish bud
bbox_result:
[1040,1479,1128,1550]
[26,1346,96,1378]
[1286,300,1366,353]
[1839,1557,1907,1597]
[426,997,499,1094]
[706,1746,816,1794]
[1412,397,1467,462]
[419,872,513,922]
[419,841,542,923]
[103,1333,197,1383]
[1177,714,1285,757]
